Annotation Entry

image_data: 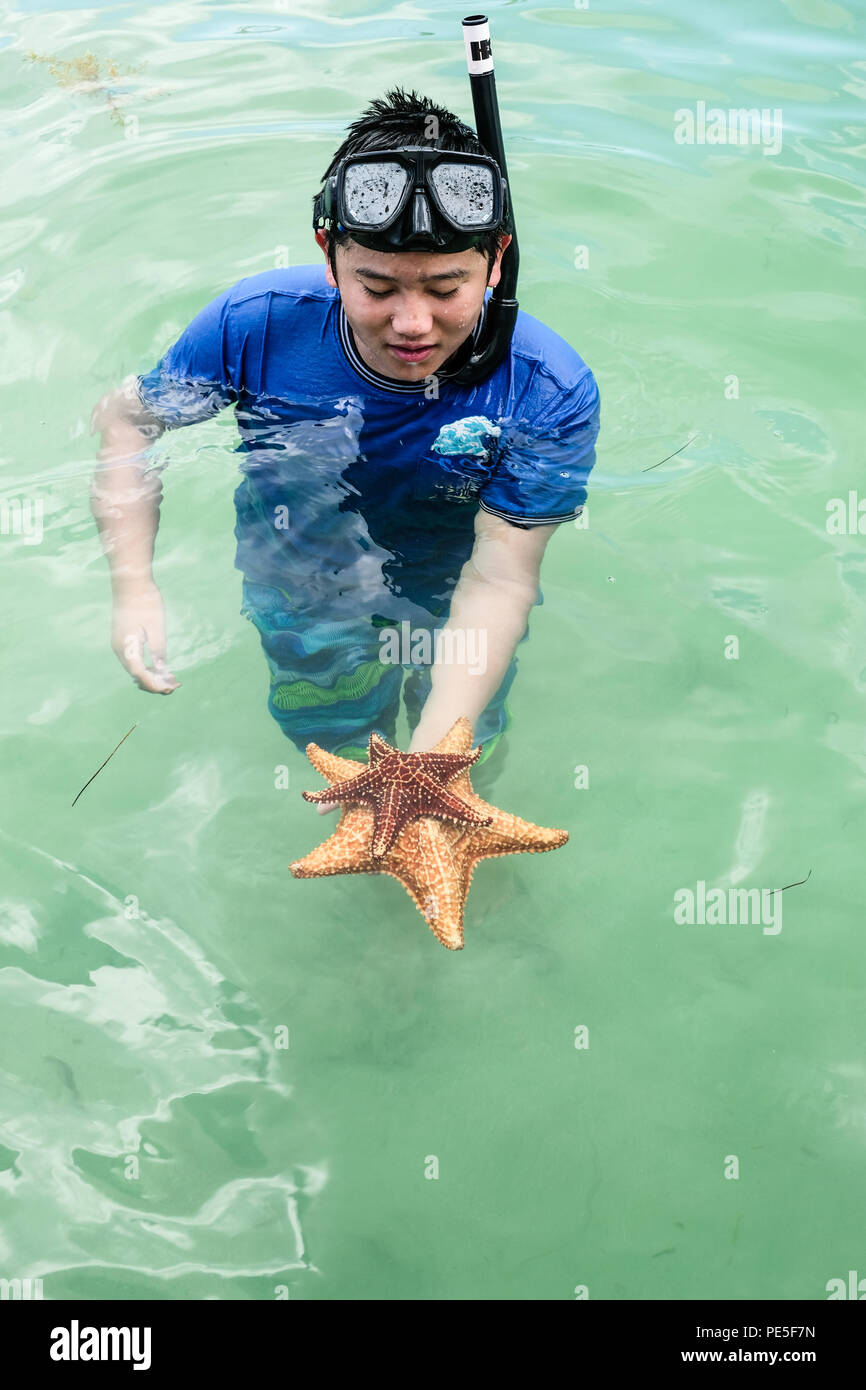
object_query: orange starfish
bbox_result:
[300,729,491,857]
[289,717,568,950]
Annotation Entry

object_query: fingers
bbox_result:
[148,658,181,694]
[115,631,180,694]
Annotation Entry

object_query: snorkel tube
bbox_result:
[448,14,519,386]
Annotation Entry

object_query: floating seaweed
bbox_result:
[25,48,168,129]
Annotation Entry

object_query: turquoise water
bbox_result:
[1,0,864,1300]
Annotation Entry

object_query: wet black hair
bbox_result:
[313,86,504,279]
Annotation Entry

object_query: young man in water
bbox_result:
[90,90,600,801]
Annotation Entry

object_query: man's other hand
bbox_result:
[111,581,181,693]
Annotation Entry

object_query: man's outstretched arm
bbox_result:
[90,377,180,694]
[408,508,559,752]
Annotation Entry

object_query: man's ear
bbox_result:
[315,229,338,289]
[487,233,513,288]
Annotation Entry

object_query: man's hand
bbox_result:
[111,580,180,693]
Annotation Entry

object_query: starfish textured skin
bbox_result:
[301,729,492,858]
[290,718,568,951]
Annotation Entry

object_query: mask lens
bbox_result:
[428,162,495,226]
[342,160,409,226]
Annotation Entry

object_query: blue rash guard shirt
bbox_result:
[135,263,601,625]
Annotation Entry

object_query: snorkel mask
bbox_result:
[312,14,520,386]
[313,146,507,255]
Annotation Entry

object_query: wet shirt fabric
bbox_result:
[135,264,601,624]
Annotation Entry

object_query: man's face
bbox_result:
[315,230,512,382]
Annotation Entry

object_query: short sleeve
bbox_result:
[135,285,239,430]
[479,368,601,526]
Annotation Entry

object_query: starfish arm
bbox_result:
[487,808,569,854]
[372,821,441,918]
[289,808,378,878]
[430,717,475,755]
[290,810,466,952]
[452,806,568,872]
[418,749,483,783]
[460,792,568,855]
[471,794,568,851]
[302,766,380,805]
[412,772,493,828]
[369,776,408,858]
[428,772,567,854]
[368,730,397,765]
[304,744,366,782]
[402,818,468,950]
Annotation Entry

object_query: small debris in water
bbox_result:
[72,723,138,807]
